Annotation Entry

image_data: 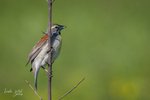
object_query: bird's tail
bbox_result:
[34,68,40,91]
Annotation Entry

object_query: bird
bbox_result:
[26,24,65,90]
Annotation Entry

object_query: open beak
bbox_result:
[59,25,66,30]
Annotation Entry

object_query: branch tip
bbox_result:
[25,80,43,100]
[58,77,85,100]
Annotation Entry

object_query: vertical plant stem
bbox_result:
[47,0,52,100]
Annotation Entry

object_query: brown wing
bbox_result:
[26,34,49,65]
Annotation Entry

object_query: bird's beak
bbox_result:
[59,25,66,30]
[62,25,67,29]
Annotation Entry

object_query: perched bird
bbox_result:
[26,24,65,90]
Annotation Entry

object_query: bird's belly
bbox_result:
[52,39,62,62]
[41,54,49,67]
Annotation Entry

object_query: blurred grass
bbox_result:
[0,0,150,100]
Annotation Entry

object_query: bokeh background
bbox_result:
[0,0,150,100]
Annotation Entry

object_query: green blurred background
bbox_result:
[0,0,150,100]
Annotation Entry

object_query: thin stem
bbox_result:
[47,0,53,100]
[25,80,42,100]
[58,77,85,100]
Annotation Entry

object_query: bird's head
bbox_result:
[44,24,65,35]
[51,24,65,35]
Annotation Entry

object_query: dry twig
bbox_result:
[58,77,85,100]
[47,0,53,100]
[25,80,43,100]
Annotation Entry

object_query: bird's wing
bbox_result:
[26,34,49,65]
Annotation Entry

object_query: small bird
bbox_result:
[26,24,65,90]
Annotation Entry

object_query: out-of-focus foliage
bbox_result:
[0,0,150,100]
